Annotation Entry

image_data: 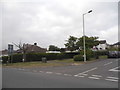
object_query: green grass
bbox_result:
[2,59,84,68]
[3,61,64,67]
[99,55,108,59]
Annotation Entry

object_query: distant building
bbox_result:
[15,43,47,53]
[0,49,8,56]
[92,40,109,51]
[113,42,120,48]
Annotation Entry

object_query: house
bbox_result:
[92,40,109,51]
[0,49,8,56]
[15,43,47,53]
[113,42,120,48]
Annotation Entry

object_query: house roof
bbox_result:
[99,40,106,44]
[0,49,8,55]
[16,44,47,53]
[113,42,120,45]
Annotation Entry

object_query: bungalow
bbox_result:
[15,43,47,53]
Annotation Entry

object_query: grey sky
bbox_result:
[1,0,119,50]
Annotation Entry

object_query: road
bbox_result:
[2,58,119,88]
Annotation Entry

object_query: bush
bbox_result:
[73,55,83,61]
[80,49,94,60]
[12,54,23,63]
[93,50,108,59]
[2,56,8,64]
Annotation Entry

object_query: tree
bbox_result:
[48,45,60,51]
[64,36,78,51]
[65,36,100,51]
[76,36,99,49]
[13,41,29,62]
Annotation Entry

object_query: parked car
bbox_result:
[107,51,120,58]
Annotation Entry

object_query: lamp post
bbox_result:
[83,10,92,62]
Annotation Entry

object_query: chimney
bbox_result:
[34,43,37,46]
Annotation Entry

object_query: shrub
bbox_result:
[2,56,8,64]
[12,54,23,63]
[80,49,94,60]
[93,50,108,59]
[73,55,83,61]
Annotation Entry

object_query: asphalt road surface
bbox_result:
[2,58,119,88]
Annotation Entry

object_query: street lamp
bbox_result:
[83,10,92,62]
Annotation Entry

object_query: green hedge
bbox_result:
[2,56,8,64]
[73,55,83,61]
[80,50,94,60]
[26,53,58,61]
[2,52,79,63]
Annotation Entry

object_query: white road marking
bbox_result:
[46,72,53,74]
[91,75,102,77]
[75,67,97,76]
[107,77,119,80]
[104,62,112,66]
[109,66,120,72]
[74,75,85,77]
[63,74,72,76]
[105,79,118,82]
[88,77,100,80]
[39,71,43,73]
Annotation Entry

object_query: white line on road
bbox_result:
[91,75,102,77]
[75,67,97,76]
[109,66,120,72]
[104,62,112,66]
[74,75,85,77]
[39,71,44,73]
[88,77,100,80]
[63,74,72,76]
[107,77,119,80]
[105,79,118,82]
[46,72,53,74]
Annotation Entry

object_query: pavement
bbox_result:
[2,58,119,88]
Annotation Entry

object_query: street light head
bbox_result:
[88,10,92,13]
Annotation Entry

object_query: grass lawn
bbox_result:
[2,59,84,68]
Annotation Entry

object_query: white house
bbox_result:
[92,40,109,51]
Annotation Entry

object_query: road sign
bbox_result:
[8,44,13,55]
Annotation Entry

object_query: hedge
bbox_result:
[80,49,94,60]
[2,50,108,63]
[73,55,83,61]
[2,52,79,63]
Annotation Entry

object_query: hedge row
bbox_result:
[2,52,80,63]
[2,50,108,63]
[74,50,108,61]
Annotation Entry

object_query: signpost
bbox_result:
[8,44,13,63]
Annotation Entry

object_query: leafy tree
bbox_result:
[76,36,99,49]
[65,36,100,51]
[48,45,60,51]
[64,36,78,51]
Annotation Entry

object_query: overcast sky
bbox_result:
[1,0,119,50]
